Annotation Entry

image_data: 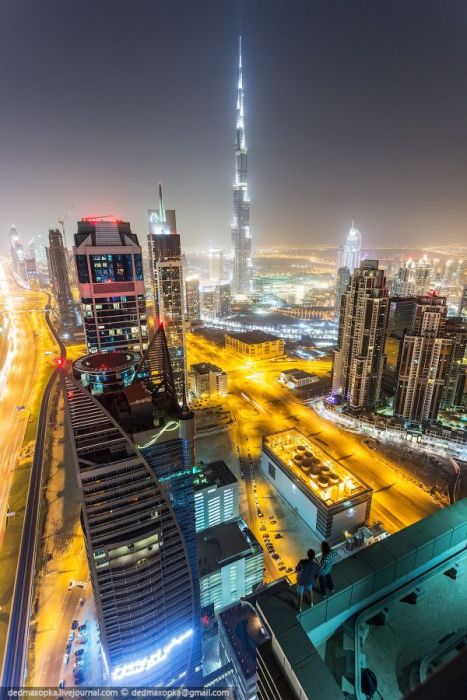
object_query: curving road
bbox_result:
[0,262,64,687]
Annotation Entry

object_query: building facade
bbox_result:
[209,248,224,283]
[193,460,239,532]
[198,518,263,613]
[217,581,288,700]
[74,217,148,357]
[148,187,186,403]
[335,266,350,317]
[260,429,372,542]
[9,226,28,283]
[191,362,228,399]
[395,295,452,422]
[225,330,284,359]
[61,374,198,687]
[72,350,140,395]
[185,275,201,324]
[332,260,389,409]
[441,317,466,411]
[231,36,252,296]
[48,228,76,330]
[337,223,361,274]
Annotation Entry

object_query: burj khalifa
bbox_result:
[231,36,252,295]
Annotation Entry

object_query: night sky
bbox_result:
[2,0,467,252]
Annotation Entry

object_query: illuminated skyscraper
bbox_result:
[459,285,467,320]
[73,217,148,356]
[148,185,187,404]
[28,233,48,270]
[332,260,389,409]
[185,275,200,324]
[61,371,198,687]
[9,226,28,283]
[47,228,76,330]
[231,36,252,296]
[337,222,362,273]
[395,295,453,422]
[209,248,224,282]
[335,266,350,317]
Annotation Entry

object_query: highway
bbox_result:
[0,263,64,687]
[187,332,438,535]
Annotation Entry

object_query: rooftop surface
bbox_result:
[225,329,283,344]
[193,460,237,492]
[191,362,224,375]
[218,580,289,679]
[281,368,318,380]
[362,555,467,697]
[256,499,467,699]
[197,518,261,577]
[263,428,371,508]
[74,350,139,371]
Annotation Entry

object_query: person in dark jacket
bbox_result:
[317,541,337,595]
[295,549,321,610]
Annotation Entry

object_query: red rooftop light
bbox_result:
[81,215,120,223]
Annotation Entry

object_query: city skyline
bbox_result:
[3,2,467,251]
[0,3,466,696]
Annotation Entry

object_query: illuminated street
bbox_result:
[187,332,439,538]
[0,259,59,663]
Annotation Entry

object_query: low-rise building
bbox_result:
[193,460,239,532]
[260,428,372,543]
[279,368,319,389]
[191,362,228,399]
[225,330,284,359]
[198,518,263,613]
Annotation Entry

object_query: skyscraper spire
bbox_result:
[231,35,252,295]
[158,182,166,222]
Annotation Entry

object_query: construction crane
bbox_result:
[58,202,75,249]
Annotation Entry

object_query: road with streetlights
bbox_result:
[0,259,59,676]
[187,331,439,537]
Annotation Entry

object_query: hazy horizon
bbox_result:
[2,1,467,253]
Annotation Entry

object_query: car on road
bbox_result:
[269,515,275,520]
[58,680,65,689]
[271,553,280,560]
[75,649,85,657]
[79,597,85,607]
[279,566,286,572]
[270,520,277,525]
[68,631,74,641]
[68,581,75,590]
[260,525,266,531]
[286,567,293,574]
[77,636,88,644]
[74,659,85,668]
[63,653,69,666]
[71,619,79,630]
[78,622,87,631]
[73,671,84,685]
[274,533,283,539]
[76,581,87,588]
[66,641,72,653]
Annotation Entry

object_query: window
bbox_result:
[76,255,89,283]
[268,463,276,479]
